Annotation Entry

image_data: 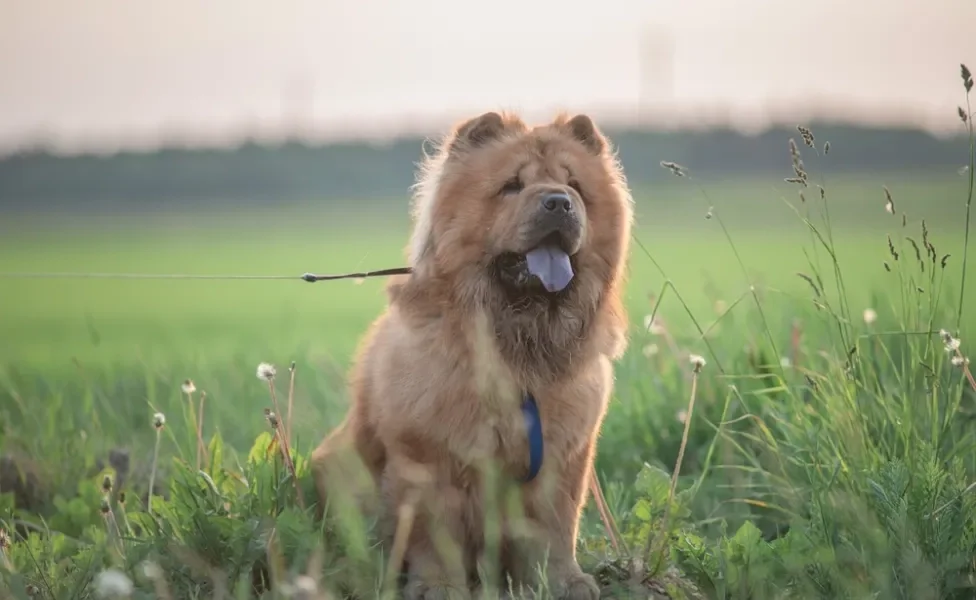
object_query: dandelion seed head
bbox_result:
[257,362,277,381]
[94,569,134,599]
[152,412,166,430]
[863,308,877,325]
[676,410,688,424]
[951,355,970,367]
[690,354,706,373]
[140,560,163,579]
[294,575,318,598]
[181,379,196,394]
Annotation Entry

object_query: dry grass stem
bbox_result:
[588,467,625,556]
[197,391,208,470]
[645,357,704,575]
[148,412,165,517]
[264,408,306,511]
[384,489,421,596]
[287,361,297,446]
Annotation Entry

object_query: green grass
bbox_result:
[1,80,975,599]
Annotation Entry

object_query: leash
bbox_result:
[0,266,414,282]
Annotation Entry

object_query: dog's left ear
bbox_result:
[563,114,606,155]
[447,112,525,156]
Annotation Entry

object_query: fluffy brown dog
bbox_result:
[311,111,633,599]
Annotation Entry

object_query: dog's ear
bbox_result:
[562,114,606,155]
[446,112,523,155]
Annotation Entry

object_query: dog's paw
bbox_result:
[550,571,600,600]
[403,579,471,600]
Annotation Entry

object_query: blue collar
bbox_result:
[521,393,544,482]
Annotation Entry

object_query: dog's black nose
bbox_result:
[541,192,572,213]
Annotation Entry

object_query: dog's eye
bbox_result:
[568,180,583,196]
[500,176,524,195]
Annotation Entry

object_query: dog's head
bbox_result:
[406,111,632,317]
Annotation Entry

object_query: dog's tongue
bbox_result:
[525,245,574,292]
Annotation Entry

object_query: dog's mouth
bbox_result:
[492,233,576,295]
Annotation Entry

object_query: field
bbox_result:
[2,133,976,598]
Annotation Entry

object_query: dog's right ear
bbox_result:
[446,112,522,155]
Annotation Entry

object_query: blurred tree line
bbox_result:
[0,123,969,211]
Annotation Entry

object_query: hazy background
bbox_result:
[2,0,974,152]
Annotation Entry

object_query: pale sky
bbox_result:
[1,0,974,153]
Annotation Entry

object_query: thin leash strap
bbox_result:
[0,267,413,282]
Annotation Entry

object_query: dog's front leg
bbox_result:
[383,453,473,600]
[508,441,600,600]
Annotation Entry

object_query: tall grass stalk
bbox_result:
[956,64,975,329]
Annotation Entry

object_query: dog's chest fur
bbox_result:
[455,311,532,474]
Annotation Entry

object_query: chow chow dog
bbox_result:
[311,111,633,599]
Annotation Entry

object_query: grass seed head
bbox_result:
[883,186,895,214]
[951,355,970,367]
[264,408,279,429]
[940,329,962,352]
[962,63,973,92]
[797,125,815,147]
[101,474,113,494]
[118,491,126,506]
[960,106,969,123]
[152,412,166,430]
[941,254,951,268]
[906,237,922,264]
[659,161,687,177]
[823,141,830,155]
[0,528,9,550]
[257,362,277,381]
[887,235,899,260]
[99,497,111,515]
